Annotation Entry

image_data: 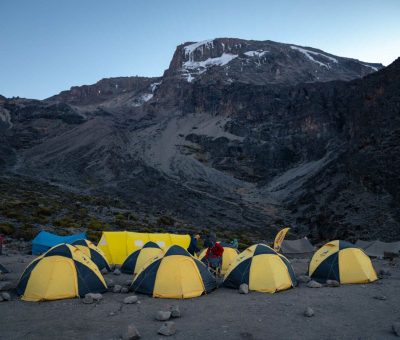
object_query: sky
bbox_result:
[0,0,399,99]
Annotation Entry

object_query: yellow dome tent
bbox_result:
[121,241,164,275]
[308,240,378,284]
[17,244,107,301]
[223,244,297,293]
[198,246,239,274]
[97,231,191,265]
[130,245,217,299]
[72,239,111,272]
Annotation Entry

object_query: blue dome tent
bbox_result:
[32,231,86,255]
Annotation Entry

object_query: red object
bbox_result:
[206,242,224,259]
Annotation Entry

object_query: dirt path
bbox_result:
[0,255,399,339]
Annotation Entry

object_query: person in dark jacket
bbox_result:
[187,234,201,256]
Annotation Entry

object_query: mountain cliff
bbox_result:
[1,38,398,242]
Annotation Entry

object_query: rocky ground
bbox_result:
[1,252,399,339]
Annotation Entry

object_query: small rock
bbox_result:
[105,278,115,288]
[101,268,108,275]
[123,296,138,304]
[393,322,400,337]
[0,295,4,302]
[158,321,176,336]
[125,279,132,286]
[170,305,181,318]
[113,268,121,276]
[18,258,25,263]
[1,292,11,301]
[113,285,122,293]
[373,295,387,300]
[307,280,323,288]
[0,281,12,291]
[239,283,249,294]
[82,295,94,304]
[121,287,129,294]
[326,280,340,287]
[108,311,116,316]
[379,269,391,278]
[156,310,171,321]
[304,307,314,317]
[122,324,141,340]
[297,275,311,283]
[86,293,103,302]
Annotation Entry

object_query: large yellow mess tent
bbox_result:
[98,231,191,265]
[121,241,164,275]
[130,245,217,299]
[223,244,297,293]
[16,244,107,301]
[71,239,111,272]
[308,240,378,284]
[198,246,239,274]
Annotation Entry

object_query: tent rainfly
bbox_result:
[355,240,400,258]
[32,231,86,255]
[98,231,191,265]
[280,237,314,254]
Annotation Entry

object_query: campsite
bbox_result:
[1,1,400,339]
[1,231,400,339]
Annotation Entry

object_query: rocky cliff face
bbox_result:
[164,38,382,85]
[0,38,398,241]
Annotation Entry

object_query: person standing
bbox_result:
[187,234,201,256]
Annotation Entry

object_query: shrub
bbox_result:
[0,223,15,236]
[157,216,175,226]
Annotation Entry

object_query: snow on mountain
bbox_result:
[184,39,215,61]
[244,50,269,57]
[290,46,338,69]
[182,53,238,82]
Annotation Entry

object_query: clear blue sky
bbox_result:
[1,0,399,99]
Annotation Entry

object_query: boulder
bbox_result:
[101,268,108,275]
[304,307,314,317]
[297,275,311,283]
[1,292,11,301]
[86,293,103,302]
[121,287,129,294]
[105,278,115,288]
[156,311,171,321]
[239,283,249,294]
[307,280,323,288]
[0,281,13,291]
[393,322,400,337]
[0,295,3,302]
[82,295,94,304]
[113,285,122,293]
[122,324,141,340]
[170,305,181,318]
[123,296,138,304]
[326,280,340,287]
[378,269,391,278]
[373,295,387,300]
[158,321,176,336]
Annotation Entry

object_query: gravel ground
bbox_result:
[0,254,399,340]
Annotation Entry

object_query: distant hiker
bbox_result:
[205,241,224,275]
[187,234,201,256]
[230,239,239,249]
